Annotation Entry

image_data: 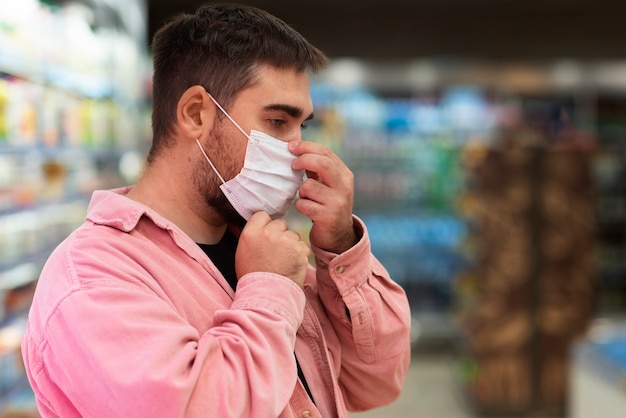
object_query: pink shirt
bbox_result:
[22,187,411,417]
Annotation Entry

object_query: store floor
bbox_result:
[348,345,571,418]
[349,345,472,418]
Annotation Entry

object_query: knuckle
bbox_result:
[319,157,333,172]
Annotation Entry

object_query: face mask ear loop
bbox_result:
[195,139,227,185]
[206,92,250,140]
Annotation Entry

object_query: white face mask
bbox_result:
[196,94,305,220]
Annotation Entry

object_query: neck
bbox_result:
[127,157,227,245]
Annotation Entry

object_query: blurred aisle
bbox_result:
[349,347,472,418]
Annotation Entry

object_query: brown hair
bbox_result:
[148,3,328,161]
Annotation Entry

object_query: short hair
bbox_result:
[148,3,328,161]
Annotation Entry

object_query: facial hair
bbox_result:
[194,121,247,228]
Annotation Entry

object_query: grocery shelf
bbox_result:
[0,0,150,412]
[0,53,113,100]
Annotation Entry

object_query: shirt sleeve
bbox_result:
[22,271,305,418]
[311,215,412,411]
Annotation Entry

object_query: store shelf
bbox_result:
[0,0,150,413]
[455,146,596,415]
[0,53,113,100]
[0,197,87,286]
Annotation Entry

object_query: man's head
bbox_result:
[148,3,328,162]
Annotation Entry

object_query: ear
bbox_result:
[176,85,214,140]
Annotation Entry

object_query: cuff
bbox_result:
[312,216,373,295]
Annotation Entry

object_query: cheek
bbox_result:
[213,125,247,178]
[221,139,246,179]
[235,140,248,170]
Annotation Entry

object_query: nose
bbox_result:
[281,128,302,143]
[294,128,304,142]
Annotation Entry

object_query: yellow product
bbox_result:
[78,99,94,147]
[0,79,7,142]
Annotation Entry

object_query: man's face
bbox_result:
[197,64,314,225]
[228,64,314,143]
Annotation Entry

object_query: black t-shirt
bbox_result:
[197,229,316,405]
[197,229,239,291]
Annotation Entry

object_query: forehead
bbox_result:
[235,64,313,113]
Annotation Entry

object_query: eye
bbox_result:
[268,119,286,128]
[267,118,308,130]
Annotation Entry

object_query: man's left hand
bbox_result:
[289,140,358,254]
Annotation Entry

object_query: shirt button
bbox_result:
[335,265,346,274]
[302,411,312,418]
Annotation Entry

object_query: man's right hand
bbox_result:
[235,212,310,288]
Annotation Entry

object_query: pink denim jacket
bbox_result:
[22,187,411,417]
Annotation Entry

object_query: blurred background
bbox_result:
[1,0,626,417]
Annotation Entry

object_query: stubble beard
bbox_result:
[195,123,247,228]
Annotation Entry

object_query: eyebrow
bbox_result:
[264,103,314,121]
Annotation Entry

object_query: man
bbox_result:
[21,4,411,417]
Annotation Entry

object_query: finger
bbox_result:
[244,211,272,230]
[289,140,341,162]
[294,197,324,221]
[289,140,337,158]
[291,142,352,189]
[297,182,349,217]
[289,141,344,169]
[284,229,303,242]
[267,218,289,232]
[294,153,344,188]
[298,177,331,204]
[247,211,272,223]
